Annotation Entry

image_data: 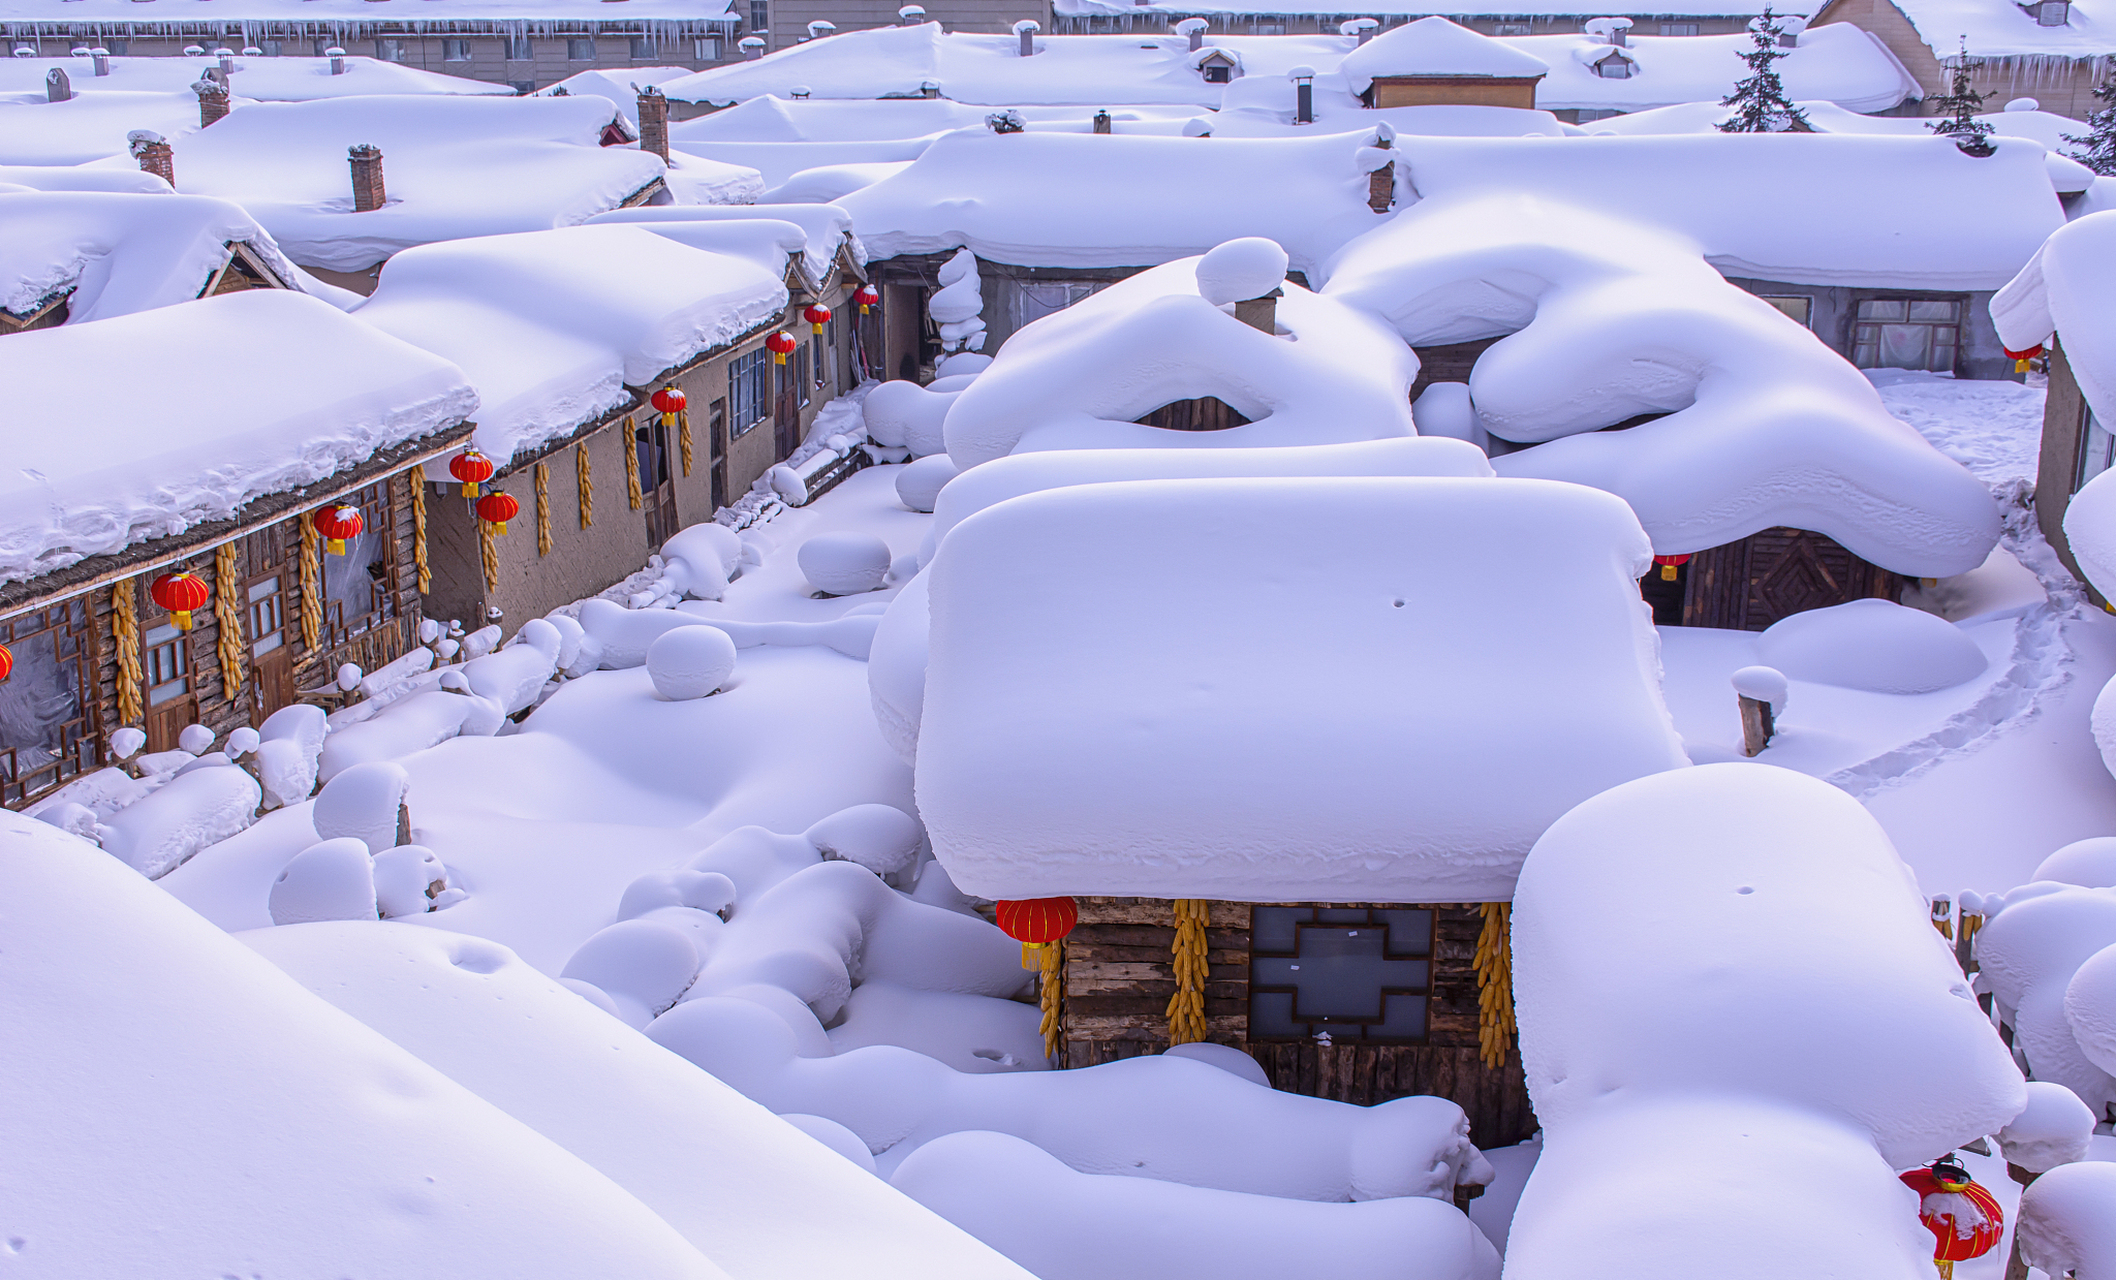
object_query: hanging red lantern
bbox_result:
[312,503,364,556]
[650,385,686,425]
[995,897,1079,970]
[0,642,12,682]
[1651,553,1692,583]
[150,571,211,632]
[854,284,879,315]
[476,490,520,535]
[766,330,798,365]
[803,303,832,334]
[449,448,496,497]
[1901,1159,2004,1279]
[2005,343,2045,374]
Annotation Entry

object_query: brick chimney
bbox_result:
[636,85,669,159]
[1234,288,1282,334]
[45,65,70,102]
[349,143,385,211]
[194,76,230,127]
[129,130,173,185]
[1367,130,1394,213]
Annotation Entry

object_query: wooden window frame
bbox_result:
[1248,905,1435,1046]
[0,599,102,807]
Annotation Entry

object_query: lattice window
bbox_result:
[1852,297,1961,373]
[0,600,101,806]
[321,483,397,649]
[1249,906,1433,1044]
[729,347,772,437]
[2079,404,2115,494]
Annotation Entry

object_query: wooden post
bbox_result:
[1738,694,1775,757]
[1930,896,1954,940]
[2004,1162,2035,1280]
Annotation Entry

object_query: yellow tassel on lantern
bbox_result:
[773,352,787,365]
[2016,358,2031,373]
[1020,940,1044,971]
[661,412,677,428]
[463,480,480,498]
[1659,563,1678,581]
[172,610,194,631]
[326,537,345,555]
[492,520,508,536]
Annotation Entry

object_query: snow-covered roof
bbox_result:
[1210,94,1570,136]
[1058,0,1782,15]
[671,95,1199,142]
[138,94,666,272]
[535,66,700,125]
[586,201,865,281]
[1521,23,1917,113]
[0,162,167,193]
[660,25,1365,108]
[0,189,330,325]
[0,289,474,588]
[914,474,1690,902]
[837,130,1391,277]
[1339,17,1552,93]
[353,225,784,466]
[0,0,737,25]
[1879,0,2116,61]
[1993,209,2116,429]
[0,54,508,101]
[1378,132,2063,289]
[0,88,214,165]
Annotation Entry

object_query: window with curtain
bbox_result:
[729,348,772,437]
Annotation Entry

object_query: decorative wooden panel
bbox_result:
[1408,337,1503,403]
[1136,397,1250,432]
[1682,527,1903,631]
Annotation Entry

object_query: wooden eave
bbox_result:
[1367,72,1548,85]
[0,287,72,334]
[0,419,474,624]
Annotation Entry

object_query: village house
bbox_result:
[354,216,869,634]
[1051,2,1762,39]
[0,289,476,804]
[1339,15,1553,110]
[1813,0,2116,120]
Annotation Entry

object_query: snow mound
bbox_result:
[373,843,449,919]
[941,250,1420,469]
[269,837,379,925]
[1508,764,2023,1280]
[1979,884,2116,1116]
[891,1129,1501,1280]
[0,812,729,1279]
[1323,194,2002,576]
[916,475,1687,902]
[799,531,892,595]
[2019,1160,2116,1280]
[648,625,738,701]
[1995,210,2116,432]
[1754,599,1988,695]
[1729,664,1789,711]
[312,760,409,853]
[2065,465,2116,605]
[2068,942,2116,1078]
[95,762,260,878]
[1997,1080,2097,1173]
[1193,235,1289,306]
[2037,837,2116,888]
[1162,1041,1271,1087]
[562,918,702,1028]
[864,377,955,456]
[662,522,746,601]
[805,804,924,876]
[895,454,957,512]
[1339,16,1551,95]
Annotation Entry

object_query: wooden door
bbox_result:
[708,399,728,512]
[241,527,302,721]
[637,417,681,547]
[774,363,800,460]
[141,619,198,753]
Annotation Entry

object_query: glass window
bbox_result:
[0,601,98,805]
[144,623,190,707]
[1852,296,1962,373]
[2078,405,2115,493]
[320,485,394,645]
[728,347,772,437]
[374,38,405,61]
[1659,21,1699,34]
[1495,22,1532,35]
[795,343,812,408]
[629,36,654,58]
[1759,295,1812,327]
[749,0,769,33]
[1008,279,1101,335]
[694,36,723,60]
[506,36,533,60]
[248,576,285,658]
[1598,56,1631,78]
[442,38,472,61]
[1249,906,1433,1044]
[567,37,595,61]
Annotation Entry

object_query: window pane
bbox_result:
[2079,407,2115,491]
[1760,296,1811,327]
[1908,299,1959,322]
[1876,324,1931,369]
[1857,299,1907,322]
[0,627,83,785]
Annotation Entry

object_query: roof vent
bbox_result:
[1175,16,1208,49]
[1014,18,1039,55]
[1583,16,1632,46]
[898,4,924,24]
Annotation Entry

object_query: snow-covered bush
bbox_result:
[372,844,450,919]
[319,688,502,780]
[177,723,214,755]
[2065,937,2116,1077]
[1976,883,2116,1116]
[1754,599,1986,694]
[646,625,738,700]
[96,763,261,879]
[617,869,738,922]
[2038,836,2116,887]
[863,379,955,457]
[2019,1160,2116,1280]
[799,531,892,595]
[1997,1080,2096,1172]
[311,761,411,853]
[658,522,744,601]
[253,702,327,808]
[467,618,560,715]
[929,248,985,355]
[269,837,379,924]
[894,454,957,512]
[1507,764,2024,1280]
[805,804,923,876]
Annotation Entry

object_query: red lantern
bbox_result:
[476,490,520,535]
[650,385,686,425]
[803,303,832,334]
[449,448,495,497]
[2005,343,2045,374]
[766,330,797,365]
[312,503,364,556]
[0,642,12,682]
[854,284,879,315]
[995,897,1079,970]
[1901,1160,2004,1279]
[1651,553,1691,583]
[150,571,211,632]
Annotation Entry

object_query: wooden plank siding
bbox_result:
[1681,526,1905,631]
[1061,897,1537,1148]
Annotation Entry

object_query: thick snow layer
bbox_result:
[240,921,1036,1280]
[0,87,214,165]
[1209,93,1570,137]
[536,66,701,123]
[0,813,729,1279]
[587,201,862,281]
[1870,369,2046,489]
[1888,0,2116,60]
[672,95,1199,142]
[1519,24,1915,114]
[0,54,508,101]
[939,254,1420,466]
[159,95,666,272]
[1997,1080,2097,1172]
[839,130,1396,276]
[1996,211,2116,432]
[1339,16,1550,91]
[1977,884,2116,1117]
[2039,836,2116,887]
[0,289,473,586]
[1755,600,1990,694]
[0,189,323,324]
[915,476,1688,902]
[0,162,167,193]
[662,150,771,206]
[892,1129,1501,1280]
[597,216,809,282]
[765,159,912,203]
[0,0,739,21]
[1508,765,2025,1280]
[1324,195,2003,575]
[354,226,783,464]
[2067,467,2116,603]
[2018,1160,2116,1280]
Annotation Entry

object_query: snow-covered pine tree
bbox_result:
[1928,38,1996,156]
[1717,6,1813,133]
[2062,69,2116,175]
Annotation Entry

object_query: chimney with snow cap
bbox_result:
[738,35,765,58]
[1175,16,1208,50]
[1093,108,1111,133]
[1340,17,1379,44]
[1196,237,1290,334]
[1584,16,1632,46]
[1288,65,1315,124]
[1014,18,1039,56]
[91,46,109,75]
[215,46,234,74]
[194,76,229,126]
[45,66,70,102]
[636,84,668,159]
[128,129,172,185]
[920,79,940,98]
[326,45,346,73]
[1365,121,1395,213]
[898,4,924,24]
[349,143,385,211]
[807,19,835,37]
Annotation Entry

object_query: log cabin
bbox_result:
[0,290,475,809]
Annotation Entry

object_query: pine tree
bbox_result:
[1928,38,1996,156]
[1717,7,1813,133]
[2062,73,2116,175]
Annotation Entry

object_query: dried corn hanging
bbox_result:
[534,462,552,557]
[213,542,245,698]
[678,407,694,477]
[576,443,594,528]
[1039,941,1063,1062]
[111,581,144,726]
[622,414,643,510]
[407,464,431,594]
[298,518,322,651]
[1166,899,1210,1046]
[479,515,498,593]
[1474,902,1516,1069]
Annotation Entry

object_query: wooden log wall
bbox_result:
[1062,897,1538,1149]
[1682,526,1905,631]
